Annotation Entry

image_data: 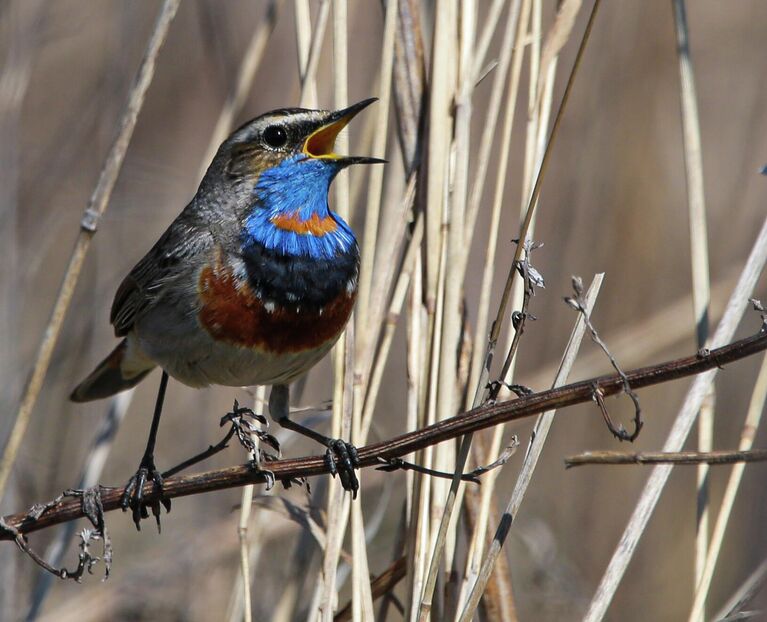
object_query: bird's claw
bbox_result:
[324,439,360,498]
[120,456,170,532]
[221,400,280,456]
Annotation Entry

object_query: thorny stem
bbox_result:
[490,240,543,401]
[2,327,766,541]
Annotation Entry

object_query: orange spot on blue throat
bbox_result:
[270,211,338,236]
[243,154,355,260]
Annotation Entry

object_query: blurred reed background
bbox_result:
[1,1,767,621]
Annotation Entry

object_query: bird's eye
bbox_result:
[263,125,288,149]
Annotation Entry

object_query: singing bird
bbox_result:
[71,99,382,527]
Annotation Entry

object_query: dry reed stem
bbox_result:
[234,385,266,622]
[294,0,317,106]
[583,213,767,622]
[472,0,507,80]
[460,0,536,596]
[431,0,593,613]
[0,0,180,500]
[405,255,427,621]
[302,0,330,107]
[470,0,600,442]
[458,274,603,621]
[463,434,518,622]
[355,0,397,358]
[688,350,767,620]
[465,0,529,400]
[465,2,565,587]
[463,0,525,251]
[420,3,477,612]
[671,3,713,617]
[420,0,530,610]
[360,210,423,441]
[310,0,345,614]
[713,557,767,621]
[416,175,450,622]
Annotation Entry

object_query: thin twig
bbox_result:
[565,449,767,468]
[0,0,180,501]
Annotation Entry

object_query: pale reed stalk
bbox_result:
[458,275,603,621]
[584,214,767,621]
[688,351,767,621]
[671,4,713,617]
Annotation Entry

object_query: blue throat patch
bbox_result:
[243,155,356,260]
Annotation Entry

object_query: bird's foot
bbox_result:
[120,454,170,532]
[221,400,281,458]
[325,439,360,498]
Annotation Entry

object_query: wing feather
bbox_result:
[110,218,213,336]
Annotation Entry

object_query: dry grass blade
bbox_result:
[671,3,713,617]
[465,0,528,397]
[458,274,603,621]
[355,0,397,356]
[233,386,266,622]
[688,350,767,621]
[463,0,524,251]
[304,4,349,619]
[419,3,477,616]
[537,0,582,107]
[713,557,767,622]
[0,0,180,501]
[583,214,767,622]
[426,0,595,614]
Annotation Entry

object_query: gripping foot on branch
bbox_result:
[324,439,360,497]
[224,400,281,490]
[269,384,360,498]
[120,455,170,532]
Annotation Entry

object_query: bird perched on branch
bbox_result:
[71,98,383,528]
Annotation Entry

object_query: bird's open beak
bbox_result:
[303,98,386,166]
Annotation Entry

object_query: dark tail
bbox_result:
[70,339,155,402]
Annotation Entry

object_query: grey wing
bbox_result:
[110,219,213,337]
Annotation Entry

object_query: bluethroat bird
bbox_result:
[71,98,383,527]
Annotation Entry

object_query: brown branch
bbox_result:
[3,329,767,540]
[565,448,767,468]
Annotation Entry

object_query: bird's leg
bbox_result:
[269,384,360,497]
[120,371,171,531]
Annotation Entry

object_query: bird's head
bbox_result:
[223,97,383,180]
[206,98,383,259]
